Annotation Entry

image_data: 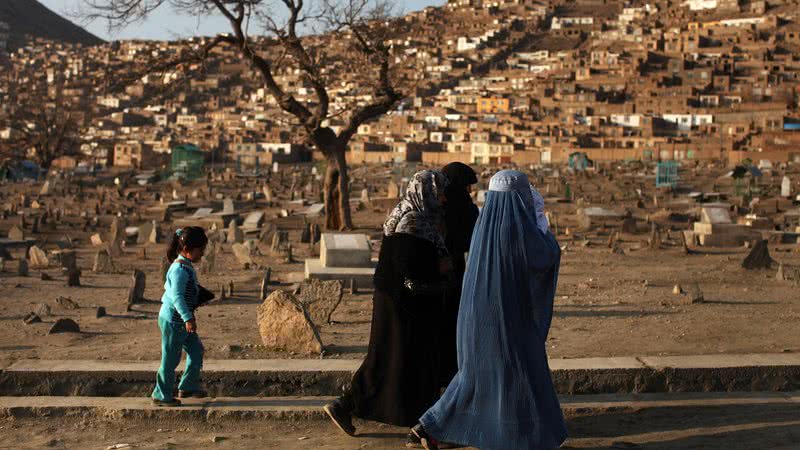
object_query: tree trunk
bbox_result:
[323,147,353,231]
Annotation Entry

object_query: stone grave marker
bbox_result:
[28,246,49,269]
[7,225,24,241]
[295,279,344,324]
[232,243,254,269]
[126,269,147,311]
[257,290,322,355]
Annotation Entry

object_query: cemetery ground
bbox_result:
[1,164,800,449]
[1,210,799,363]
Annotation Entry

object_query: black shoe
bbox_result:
[151,398,181,407]
[406,431,423,448]
[412,424,439,450]
[178,389,207,398]
[323,399,355,436]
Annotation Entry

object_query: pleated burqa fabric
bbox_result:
[420,170,567,450]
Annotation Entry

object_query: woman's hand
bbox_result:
[185,318,197,333]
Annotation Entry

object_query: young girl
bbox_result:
[152,226,209,407]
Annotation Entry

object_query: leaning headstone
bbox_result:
[49,318,80,334]
[231,243,254,269]
[92,248,115,273]
[294,279,344,324]
[260,268,272,301]
[28,246,49,269]
[126,269,146,311]
[137,222,155,245]
[257,290,323,355]
[90,234,104,247]
[7,225,24,241]
[199,242,216,274]
[271,231,289,254]
[742,240,774,270]
[227,222,244,244]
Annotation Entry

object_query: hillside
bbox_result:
[0,0,103,50]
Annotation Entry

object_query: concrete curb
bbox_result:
[1,354,799,397]
[1,392,797,422]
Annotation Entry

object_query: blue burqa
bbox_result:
[420,170,567,450]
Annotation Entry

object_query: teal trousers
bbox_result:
[152,316,203,401]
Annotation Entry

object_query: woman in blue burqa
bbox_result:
[412,169,567,450]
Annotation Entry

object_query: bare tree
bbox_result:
[82,0,405,230]
[0,93,83,168]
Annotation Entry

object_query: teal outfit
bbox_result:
[152,255,203,401]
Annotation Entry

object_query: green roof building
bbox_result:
[171,144,204,180]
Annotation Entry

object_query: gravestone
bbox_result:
[231,243,254,269]
[28,246,48,269]
[137,222,154,245]
[222,198,235,215]
[148,221,161,244]
[243,211,265,230]
[320,234,371,268]
[257,290,323,355]
[7,225,24,241]
[263,185,274,203]
[66,266,81,287]
[742,240,774,270]
[17,259,29,276]
[227,221,244,244]
[295,279,344,324]
[700,207,731,224]
[387,181,400,199]
[126,269,146,311]
[260,268,272,301]
[92,248,115,273]
[49,318,80,334]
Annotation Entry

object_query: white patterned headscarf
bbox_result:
[384,170,449,254]
[529,186,550,234]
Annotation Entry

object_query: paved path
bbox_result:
[2,391,798,421]
[6,352,800,372]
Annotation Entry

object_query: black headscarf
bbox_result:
[441,162,479,273]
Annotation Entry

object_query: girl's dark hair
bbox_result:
[167,226,208,261]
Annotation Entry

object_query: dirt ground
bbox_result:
[1,399,799,449]
[1,200,800,366]
[3,164,800,367]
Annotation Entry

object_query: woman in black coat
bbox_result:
[439,162,479,387]
[324,170,451,436]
